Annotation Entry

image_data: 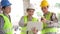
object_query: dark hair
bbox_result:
[26,9,35,12]
[2,6,6,9]
[41,6,49,10]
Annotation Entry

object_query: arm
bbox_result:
[0,16,5,34]
[45,13,59,27]
[46,13,58,24]
[19,16,25,27]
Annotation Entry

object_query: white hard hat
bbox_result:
[27,4,35,10]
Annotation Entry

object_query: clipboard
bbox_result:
[27,21,43,31]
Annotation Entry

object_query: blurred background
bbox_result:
[0,0,60,34]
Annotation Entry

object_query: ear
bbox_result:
[2,8,4,11]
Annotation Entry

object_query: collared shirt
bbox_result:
[0,13,11,34]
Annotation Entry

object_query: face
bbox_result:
[41,6,48,14]
[27,9,34,16]
[3,6,11,14]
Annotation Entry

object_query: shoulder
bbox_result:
[49,12,56,16]
[33,17,38,20]
[20,16,27,20]
[0,15,4,19]
[50,12,56,15]
[0,16,4,22]
[21,16,26,19]
[33,17,38,19]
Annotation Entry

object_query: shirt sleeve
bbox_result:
[0,16,5,34]
[46,13,58,23]
[45,13,59,27]
[19,16,25,27]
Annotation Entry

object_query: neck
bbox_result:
[3,12,9,15]
[44,11,48,14]
[28,15,32,18]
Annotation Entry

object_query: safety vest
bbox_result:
[0,14,13,34]
[41,12,58,34]
[21,16,38,34]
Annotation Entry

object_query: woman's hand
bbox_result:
[32,27,38,34]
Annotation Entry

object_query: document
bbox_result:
[27,21,43,31]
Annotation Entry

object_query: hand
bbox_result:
[41,17,46,23]
[32,27,38,34]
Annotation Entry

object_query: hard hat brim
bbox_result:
[27,8,35,11]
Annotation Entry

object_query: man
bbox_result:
[40,0,58,34]
[19,6,38,34]
[0,0,13,34]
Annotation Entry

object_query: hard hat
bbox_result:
[1,0,11,7]
[27,4,35,10]
[40,0,49,7]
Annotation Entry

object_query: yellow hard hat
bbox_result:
[40,0,49,7]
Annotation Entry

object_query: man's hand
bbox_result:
[41,17,47,23]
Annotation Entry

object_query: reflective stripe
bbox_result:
[4,28,12,32]
[41,28,58,34]
[45,32,57,34]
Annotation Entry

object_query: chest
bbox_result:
[44,13,52,20]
